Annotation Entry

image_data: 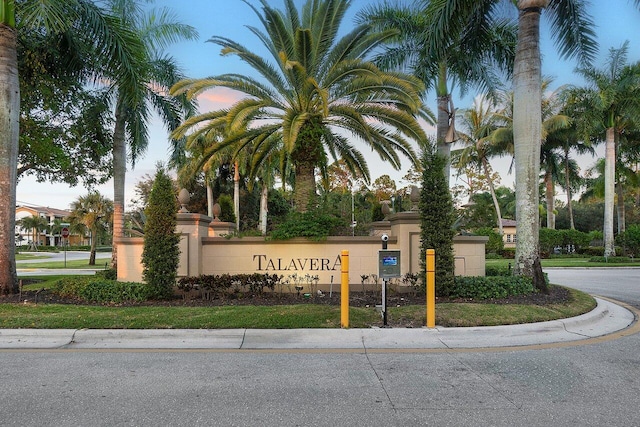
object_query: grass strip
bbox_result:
[487,258,640,268]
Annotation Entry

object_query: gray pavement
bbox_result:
[17,250,111,276]
[0,296,635,350]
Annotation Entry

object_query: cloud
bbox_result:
[197,88,243,110]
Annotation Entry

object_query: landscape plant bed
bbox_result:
[0,285,594,329]
[5,283,571,307]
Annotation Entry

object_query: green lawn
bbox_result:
[487,257,640,268]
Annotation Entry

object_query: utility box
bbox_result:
[378,250,401,279]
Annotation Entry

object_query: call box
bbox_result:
[378,250,401,279]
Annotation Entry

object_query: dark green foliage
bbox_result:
[177,273,282,297]
[581,246,605,256]
[52,277,152,303]
[485,265,513,277]
[539,228,564,256]
[79,280,153,303]
[217,194,236,224]
[588,256,638,263]
[473,227,504,254]
[501,248,516,259]
[449,276,536,300]
[142,168,180,299]
[419,145,456,297]
[616,224,640,256]
[95,268,117,280]
[539,228,592,256]
[18,29,113,187]
[269,209,347,240]
[52,276,92,299]
[371,203,384,222]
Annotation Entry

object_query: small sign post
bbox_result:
[61,227,69,268]
[378,249,401,327]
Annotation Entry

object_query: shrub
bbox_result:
[588,256,636,263]
[473,227,504,254]
[269,210,346,240]
[52,276,92,298]
[95,268,117,280]
[78,280,152,303]
[449,276,536,300]
[217,194,236,224]
[177,273,283,298]
[485,265,512,277]
[539,228,564,255]
[419,144,455,297]
[142,168,180,299]
[485,252,502,259]
[52,277,152,303]
[561,229,591,251]
[500,248,515,259]
[617,224,640,256]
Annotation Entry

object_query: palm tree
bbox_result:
[171,0,427,213]
[357,1,516,184]
[549,96,595,230]
[105,0,197,268]
[68,192,114,265]
[453,95,504,234]
[491,80,573,230]
[0,0,144,294]
[425,0,597,290]
[17,215,48,251]
[570,42,640,256]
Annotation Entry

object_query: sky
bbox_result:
[15,0,640,210]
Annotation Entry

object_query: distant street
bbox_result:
[16,251,112,276]
[0,269,639,426]
[545,267,640,308]
[16,251,112,264]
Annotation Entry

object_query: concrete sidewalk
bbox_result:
[0,297,636,350]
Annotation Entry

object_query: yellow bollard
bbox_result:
[341,250,349,328]
[426,249,436,328]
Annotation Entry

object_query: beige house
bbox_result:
[15,205,78,247]
[501,219,517,249]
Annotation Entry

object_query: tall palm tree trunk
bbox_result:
[616,181,625,234]
[564,146,575,229]
[0,22,19,294]
[483,157,503,235]
[89,229,97,265]
[603,127,616,256]
[260,181,268,236]
[436,62,452,184]
[111,99,127,268]
[513,2,546,291]
[234,160,240,231]
[293,162,316,212]
[206,180,214,218]
[615,135,625,235]
[544,170,555,229]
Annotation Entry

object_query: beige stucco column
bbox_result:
[176,213,211,277]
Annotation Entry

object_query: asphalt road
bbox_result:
[0,269,638,426]
[16,251,112,264]
[546,267,640,308]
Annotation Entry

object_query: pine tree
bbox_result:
[420,144,456,296]
[142,167,180,299]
